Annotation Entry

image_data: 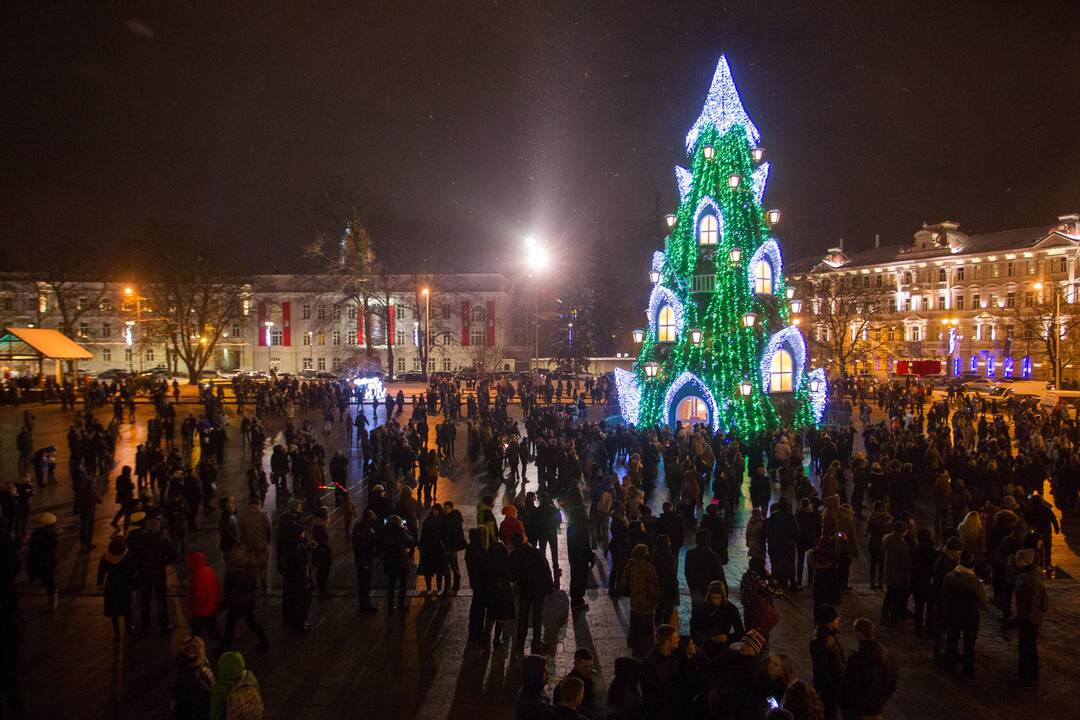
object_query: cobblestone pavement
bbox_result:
[2,394,1078,720]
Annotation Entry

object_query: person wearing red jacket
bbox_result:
[499,505,527,547]
[187,551,222,641]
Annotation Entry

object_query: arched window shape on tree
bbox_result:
[657,305,676,342]
[693,196,722,248]
[769,349,794,392]
[698,214,719,246]
[754,259,773,294]
[470,305,486,323]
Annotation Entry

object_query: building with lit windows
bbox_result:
[788,213,1080,383]
[0,273,527,377]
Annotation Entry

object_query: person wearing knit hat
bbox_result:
[740,628,766,655]
[36,512,57,526]
[175,636,214,720]
[98,536,134,637]
[128,511,146,526]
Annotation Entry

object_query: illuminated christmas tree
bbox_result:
[614,57,826,438]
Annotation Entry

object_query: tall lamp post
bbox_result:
[421,286,430,379]
[263,320,274,373]
[525,237,549,371]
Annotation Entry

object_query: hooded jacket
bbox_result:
[605,657,643,720]
[840,639,897,716]
[515,654,553,720]
[186,552,222,617]
[210,651,260,720]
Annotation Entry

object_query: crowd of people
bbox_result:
[0,370,1071,720]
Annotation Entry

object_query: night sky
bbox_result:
[4,1,1080,279]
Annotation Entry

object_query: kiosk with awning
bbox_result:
[0,327,93,383]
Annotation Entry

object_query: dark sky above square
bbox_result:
[3,0,1079,275]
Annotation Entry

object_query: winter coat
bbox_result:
[186,552,222,618]
[881,531,911,589]
[516,654,554,720]
[418,516,448,576]
[745,515,765,559]
[795,508,822,551]
[1014,566,1048,625]
[440,509,467,553]
[378,522,416,576]
[689,598,744,656]
[684,533,725,595]
[940,566,986,624]
[238,510,272,550]
[174,650,214,720]
[620,548,660,615]
[509,542,554,598]
[97,553,134,618]
[839,639,897,717]
[27,525,58,582]
[605,657,643,720]
[482,542,516,621]
[809,630,845,707]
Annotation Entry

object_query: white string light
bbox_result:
[807,368,827,422]
[760,326,807,392]
[675,166,692,203]
[647,284,686,337]
[751,161,770,205]
[685,55,761,155]
[747,239,784,296]
[612,367,642,425]
[663,371,721,432]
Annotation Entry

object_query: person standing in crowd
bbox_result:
[379,514,416,613]
[352,511,378,613]
[880,521,911,626]
[604,657,642,720]
[509,533,554,654]
[97,536,134,638]
[239,498,272,593]
[222,547,269,653]
[174,636,214,720]
[839,619,897,720]
[619,543,661,659]
[1012,548,1047,687]
[940,551,985,678]
[26,513,58,610]
[516,654,552,720]
[690,580,744,660]
[441,501,466,594]
[809,605,845,720]
[282,525,314,631]
[187,551,223,642]
[552,648,602,719]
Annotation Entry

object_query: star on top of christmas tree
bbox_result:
[685,55,761,154]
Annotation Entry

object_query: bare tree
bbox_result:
[139,224,249,383]
[795,275,900,377]
[1009,295,1080,382]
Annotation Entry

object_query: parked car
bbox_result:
[96,368,132,380]
[396,371,426,382]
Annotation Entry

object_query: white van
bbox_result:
[1039,390,1080,418]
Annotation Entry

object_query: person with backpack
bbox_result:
[210,651,260,720]
[174,635,214,720]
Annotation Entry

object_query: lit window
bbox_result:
[754,260,773,295]
[698,214,718,246]
[769,349,793,393]
[657,305,676,342]
[316,333,325,346]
